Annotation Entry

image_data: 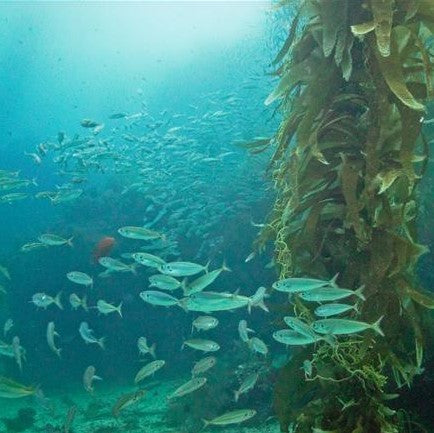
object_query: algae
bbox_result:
[261,0,434,431]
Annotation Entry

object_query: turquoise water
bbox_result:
[0,2,285,432]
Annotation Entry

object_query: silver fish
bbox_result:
[299,285,365,302]
[83,365,102,393]
[158,261,209,277]
[38,234,73,247]
[137,337,156,358]
[31,292,63,310]
[238,320,255,343]
[149,274,184,291]
[96,300,123,317]
[234,372,259,402]
[248,337,268,356]
[139,290,180,307]
[191,356,217,376]
[192,316,219,333]
[79,322,105,349]
[272,273,338,293]
[134,360,165,384]
[46,322,61,358]
[203,409,256,427]
[312,317,384,336]
[67,271,93,288]
[167,377,207,400]
[182,339,220,352]
[314,303,358,317]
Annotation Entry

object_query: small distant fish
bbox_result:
[234,372,259,402]
[272,273,339,293]
[191,356,217,376]
[312,317,384,336]
[203,409,256,428]
[149,274,184,291]
[3,319,13,337]
[132,252,166,268]
[98,257,136,274]
[80,118,101,128]
[12,336,24,371]
[167,377,207,400]
[83,365,102,393]
[109,112,128,119]
[248,337,268,356]
[96,299,123,317]
[67,271,93,288]
[92,236,115,263]
[0,265,11,280]
[112,389,146,418]
[20,242,48,253]
[158,260,209,277]
[118,226,164,241]
[139,290,180,307]
[137,337,156,358]
[46,322,61,358]
[69,293,88,311]
[284,316,318,340]
[244,252,256,263]
[238,320,255,343]
[79,322,105,349]
[134,360,165,384]
[31,292,63,310]
[192,316,219,333]
[182,339,220,352]
[38,234,73,247]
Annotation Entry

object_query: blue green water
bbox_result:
[0,2,287,432]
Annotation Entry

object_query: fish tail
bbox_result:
[55,292,63,310]
[31,177,38,187]
[130,263,138,275]
[56,348,62,358]
[221,259,231,272]
[204,260,211,273]
[98,337,106,350]
[149,343,156,359]
[117,302,123,318]
[67,236,74,247]
[354,285,366,301]
[234,390,239,402]
[330,272,340,287]
[371,316,385,337]
[201,419,210,430]
[181,278,188,293]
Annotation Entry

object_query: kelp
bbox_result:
[261,0,434,432]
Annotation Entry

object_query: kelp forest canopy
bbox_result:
[257,0,434,432]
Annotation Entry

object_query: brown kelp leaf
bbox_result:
[265,56,314,105]
[319,0,347,57]
[370,0,394,57]
[272,10,301,65]
[403,286,434,309]
[351,21,375,35]
[235,137,271,154]
[374,28,426,111]
[340,33,354,81]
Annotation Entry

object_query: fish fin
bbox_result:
[246,327,256,334]
[330,272,339,287]
[93,375,103,381]
[221,260,231,272]
[55,292,63,310]
[98,337,106,350]
[56,348,62,358]
[117,302,123,318]
[181,278,188,293]
[67,237,74,247]
[177,298,189,312]
[149,343,156,359]
[31,177,38,187]
[371,316,385,337]
[354,285,366,301]
[204,260,211,273]
[234,390,239,402]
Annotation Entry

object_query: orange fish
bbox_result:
[92,236,115,263]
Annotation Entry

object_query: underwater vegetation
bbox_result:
[1,408,36,433]
[255,0,434,432]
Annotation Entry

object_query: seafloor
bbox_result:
[0,378,281,433]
